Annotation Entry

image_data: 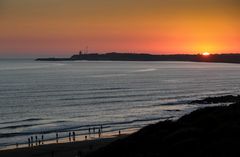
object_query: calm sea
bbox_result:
[0,60,240,148]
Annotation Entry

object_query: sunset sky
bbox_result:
[0,0,239,57]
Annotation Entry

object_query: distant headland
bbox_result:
[36,52,240,63]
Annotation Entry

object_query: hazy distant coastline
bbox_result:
[36,52,240,64]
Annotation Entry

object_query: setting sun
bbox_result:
[202,52,210,56]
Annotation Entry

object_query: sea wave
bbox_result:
[0,118,43,125]
[134,68,157,72]
[0,116,173,139]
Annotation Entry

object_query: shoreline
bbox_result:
[0,127,139,152]
[0,128,139,157]
[0,136,126,157]
[0,116,171,151]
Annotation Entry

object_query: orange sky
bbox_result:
[0,0,239,57]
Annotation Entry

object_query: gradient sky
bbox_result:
[0,0,239,57]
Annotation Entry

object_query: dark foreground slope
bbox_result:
[190,95,240,104]
[88,101,240,157]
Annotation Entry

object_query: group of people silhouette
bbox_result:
[16,125,122,149]
[27,134,44,147]
[23,125,109,148]
[88,125,103,138]
[68,131,76,142]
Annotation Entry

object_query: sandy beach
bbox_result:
[0,136,123,157]
[0,128,137,157]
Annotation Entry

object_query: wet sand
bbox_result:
[0,136,124,157]
[0,128,138,157]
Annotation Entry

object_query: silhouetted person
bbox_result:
[28,138,30,147]
[16,143,18,148]
[98,128,101,138]
[73,131,76,142]
[56,133,59,143]
[100,125,103,132]
[31,136,33,147]
[69,132,71,142]
[85,135,87,140]
[41,134,44,144]
[119,130,121,136]
[35,136,38,146]
[38,140,41,145]
[88,128,91,135]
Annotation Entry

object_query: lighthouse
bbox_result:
[79,51,82,56]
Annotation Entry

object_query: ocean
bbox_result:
[0,60,240,148]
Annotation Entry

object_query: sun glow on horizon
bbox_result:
[202,52,211,56]
[0,0,239,57]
